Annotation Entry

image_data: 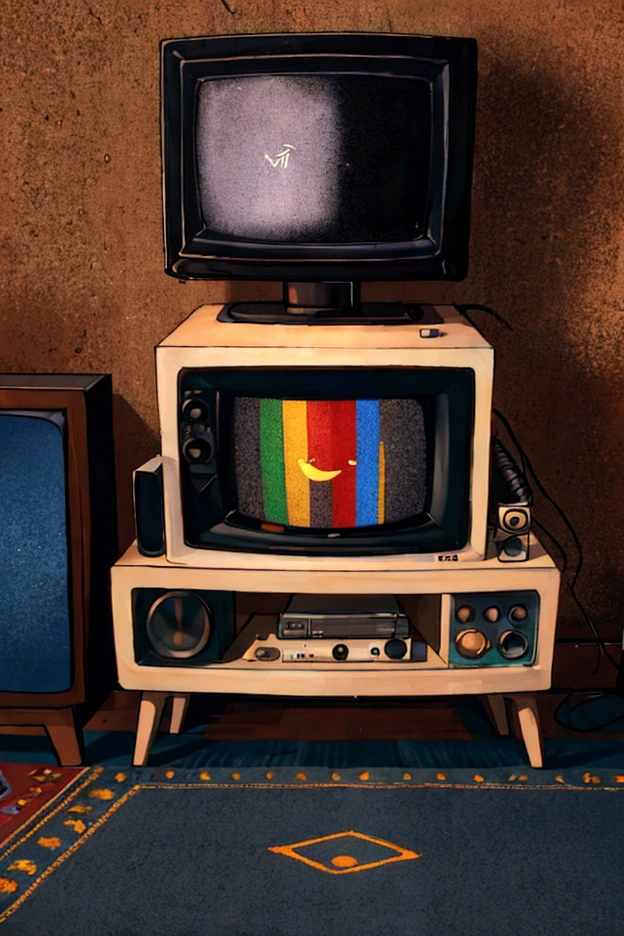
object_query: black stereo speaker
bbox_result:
[134,456,165,556]
[490,438,532,562]
[0,374,118,764]
[131,588,235,666]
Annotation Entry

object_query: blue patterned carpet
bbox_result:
[0,764,623,936]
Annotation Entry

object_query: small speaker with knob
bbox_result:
[497,629,530,660]
[490,438,532,562]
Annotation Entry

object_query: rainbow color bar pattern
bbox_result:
[233,398,427,529]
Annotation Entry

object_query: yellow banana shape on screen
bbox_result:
[297,458,342,482]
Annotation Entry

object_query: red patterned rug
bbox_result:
[0,763,85,849]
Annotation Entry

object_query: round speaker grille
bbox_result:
[501,536,525,558]
[502,508,529,533]
[182,436,213,464]
[498,630,530,660]
[182,397,210,423]
[146,590,212,659]
[455,629,490,659]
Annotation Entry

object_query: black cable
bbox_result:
[490,437,533,505]
[553,691,624,733]
[527,516,603,674]
[493,408,620,673]
[493,430,623,725]
[530,516,568,575]
[455,311,623,722]
[454,303,513,330]
[528,516,609,676]
[493,408,582,581]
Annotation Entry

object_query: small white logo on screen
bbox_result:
[264,143,296,169]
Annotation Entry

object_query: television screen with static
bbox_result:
[196,74,431,246]
[0,411,72,693]
[0,373,118,718]
[233,397,427,530]
[161,32,477,282]
[177,367,474,556]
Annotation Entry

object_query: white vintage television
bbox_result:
[153,304,494,571]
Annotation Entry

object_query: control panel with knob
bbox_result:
[274,637,425,663]
[449,591,539,667]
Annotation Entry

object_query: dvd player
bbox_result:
[278,594,409,640]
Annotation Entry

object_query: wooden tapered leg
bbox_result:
[133,692,167,767]
[169,694,191,735]
[45,708,84,766]
[511,695,544,768]
[483,694,510,736]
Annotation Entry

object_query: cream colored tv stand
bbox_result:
[111,535,560,768]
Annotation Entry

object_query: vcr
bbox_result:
[278,594,409,640]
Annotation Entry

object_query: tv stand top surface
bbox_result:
[158,304,493,352]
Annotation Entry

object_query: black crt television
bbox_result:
[161,32,478,321]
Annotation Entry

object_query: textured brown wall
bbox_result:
[2,2,624,649]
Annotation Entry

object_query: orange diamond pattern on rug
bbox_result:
[268,830,421,875]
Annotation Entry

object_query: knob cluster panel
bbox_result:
[449,590,539,667]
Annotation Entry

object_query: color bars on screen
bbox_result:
[233,398,427,529]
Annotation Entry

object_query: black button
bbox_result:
[384,638,407,660]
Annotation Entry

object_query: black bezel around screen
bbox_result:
[178,368,474,556]
[161,32,477,282]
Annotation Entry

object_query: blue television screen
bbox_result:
[0,412,72,693]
